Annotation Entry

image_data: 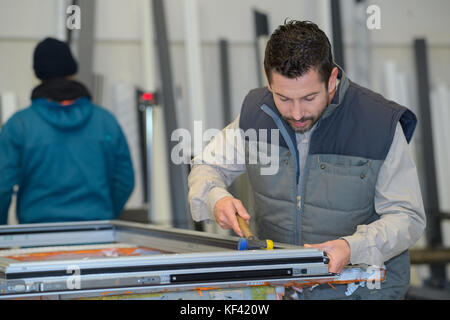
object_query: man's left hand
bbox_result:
[304,239,351,274]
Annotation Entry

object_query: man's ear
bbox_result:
[328,67,339,93]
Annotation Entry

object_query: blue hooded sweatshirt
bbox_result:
[0,97,134,224]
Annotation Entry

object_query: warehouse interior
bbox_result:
[0,0,449,300]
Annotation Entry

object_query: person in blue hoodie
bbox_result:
[0,38,135,224]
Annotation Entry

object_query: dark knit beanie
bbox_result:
[33,38,78,80]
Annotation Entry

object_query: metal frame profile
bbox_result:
[219,39,233,127]
[253,9,270,87]
[151,0,190,229]
[330,0,345,70]
[0,221,331,299]
[413,38,447,285]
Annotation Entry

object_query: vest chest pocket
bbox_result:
[304,154,377,212]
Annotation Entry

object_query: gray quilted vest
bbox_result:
[238,67,417,299]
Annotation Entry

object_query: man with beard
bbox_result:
[0,38,134,224]
[188,20,426,299]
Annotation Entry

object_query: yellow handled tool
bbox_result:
[236,215,273,250]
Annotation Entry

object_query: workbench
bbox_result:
[0,220,335,300]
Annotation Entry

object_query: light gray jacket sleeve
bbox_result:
[188,116,246,221]
[342,122,427,267]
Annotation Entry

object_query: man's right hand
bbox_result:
[214,196,251,237]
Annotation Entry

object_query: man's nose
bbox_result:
[291,103,305,121]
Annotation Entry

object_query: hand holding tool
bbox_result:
[236,215,273,250]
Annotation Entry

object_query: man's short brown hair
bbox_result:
[264,20,334,87]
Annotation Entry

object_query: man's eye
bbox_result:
[304,96,316,102]
[280,97,289,102]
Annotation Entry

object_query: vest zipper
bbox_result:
[295,118,322,245]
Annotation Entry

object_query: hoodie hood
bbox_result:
[31,97,94,130]
[31,78,92,102]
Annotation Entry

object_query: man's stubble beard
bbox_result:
[284,96,330,134]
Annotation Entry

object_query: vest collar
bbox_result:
[321,64,349,120]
